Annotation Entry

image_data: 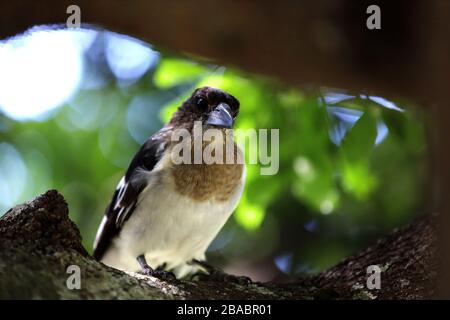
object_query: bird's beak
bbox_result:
[207,103,234,128]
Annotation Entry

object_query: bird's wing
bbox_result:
[93,133,168,260]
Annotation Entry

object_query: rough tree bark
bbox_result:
[0,190,436,299]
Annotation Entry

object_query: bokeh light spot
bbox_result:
[0,29,87,121]
[0,143,27,213]
[105,33,159,81]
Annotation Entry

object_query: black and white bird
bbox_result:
[93,87,245,279]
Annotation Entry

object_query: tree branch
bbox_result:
[0,190,436,299]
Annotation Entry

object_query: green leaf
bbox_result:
[341,160,378,200]
[341,110,377,162]
[154,58,206,88]
[235,196,266,231]
[338,109,379,200]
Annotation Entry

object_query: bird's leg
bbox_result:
[191,259,252,285]
[136,255,175,280]
[137,254,154,274]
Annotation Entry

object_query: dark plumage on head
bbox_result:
[170,86,240,129]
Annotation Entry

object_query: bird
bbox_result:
[93,86,245,279]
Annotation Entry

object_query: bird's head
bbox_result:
[170,86,240,129]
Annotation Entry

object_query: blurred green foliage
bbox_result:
[0,32,427,279]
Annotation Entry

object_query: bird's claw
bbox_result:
[139,266,176,280]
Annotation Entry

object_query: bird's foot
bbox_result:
[139,266,176,280]
[192,260,252,285]
[137,254,176,280]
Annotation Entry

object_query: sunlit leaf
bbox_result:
[235,196,265,231]
[154,58,206,88]
[341,160,378,200]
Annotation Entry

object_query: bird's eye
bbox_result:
[196,98,208,111]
